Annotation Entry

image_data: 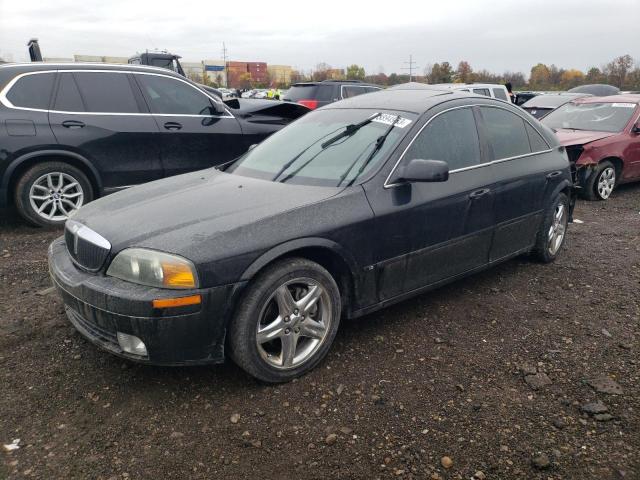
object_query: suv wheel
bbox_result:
[228,258,341,383]
[14,162,93,227]
[584,160,616,200]
[533,192,569,263]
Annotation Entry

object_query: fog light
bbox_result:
[117,332,148,356]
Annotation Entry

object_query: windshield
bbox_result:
[227,109,414,187]
[542,102,637,133]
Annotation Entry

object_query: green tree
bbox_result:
[346,64,366,81]
[428,62,453,83]
[585,67,604,84]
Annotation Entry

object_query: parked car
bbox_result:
[568,84,620,96]
[542,94,640,200]
[521,92,591,119]
[514,91,540,106]
[49,88,573,382]
[433,83,511,102]
[283,80,381,109]
[0,63,308,226]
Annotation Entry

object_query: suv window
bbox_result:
[73,72,140,113]
[525,123,549,152]
[6,72,56,110]
[480,107,531,160]
[405,107,481,171]
[54,73,85,112]
[284,84,319,101]
[137,74,215,115]
[342,85,368,99]
[473,88,490,97]
[492,88,508,101]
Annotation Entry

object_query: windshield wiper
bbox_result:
[339,115,400,187]
[320,113,381,149]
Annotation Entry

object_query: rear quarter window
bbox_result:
[284,85,319,101]
[492,88,508,101]
[6,72,56,110]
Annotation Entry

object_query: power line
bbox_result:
[402,54,418,82]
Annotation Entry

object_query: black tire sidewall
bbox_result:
[228,258,341,383]
[585,161,616,201]
[14,162,93,227]
[533,192,569,263]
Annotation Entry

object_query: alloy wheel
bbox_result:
[28,172,84,222]
[547,203,567,255]
[256,278,332,369]
[597,167,615,199]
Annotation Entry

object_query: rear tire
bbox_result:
[228,258,341,383]
[14,162,93,227]
[583,160,616,201]
[533,192,569,263]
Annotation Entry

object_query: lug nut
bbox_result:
[284,316,290,323]
[294,309,299,315]
[284,328,291,334]
[294,328,300,333]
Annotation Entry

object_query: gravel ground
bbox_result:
[1,185,639,480]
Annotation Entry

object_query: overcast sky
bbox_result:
[1,0,638,76]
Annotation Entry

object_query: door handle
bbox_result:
[469,188,491,199]
[61,120,85,129]
[163,122,183,131]
[546,170,562,179]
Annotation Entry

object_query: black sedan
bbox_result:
[49,89,573,382]
[0,62,308,227]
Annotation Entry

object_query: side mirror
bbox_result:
[392,159,449,184]
[212,102,226,115]
[632,121,640,134]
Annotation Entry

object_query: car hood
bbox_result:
[73,169,340,254]
[554,129,617,146]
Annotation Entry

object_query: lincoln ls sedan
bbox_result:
[49,89,573,382]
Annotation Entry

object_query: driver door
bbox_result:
[134,73,247,177]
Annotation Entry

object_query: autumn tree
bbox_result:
[503,71,526,88]
[605,54,634,87]
[529,63,551,89]
[560,69,585,89]
[428,62,453,83]
[346,64,366,81]
[312,63,332,82]
[585,67,605,84]
[455,61,473,83]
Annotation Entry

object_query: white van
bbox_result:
[435,83,511,102]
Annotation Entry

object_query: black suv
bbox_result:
[0,63,298,226]
[283,80,381,109]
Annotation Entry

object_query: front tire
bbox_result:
[228,258,341,383]
[14,162,93,227]
[583,160,616,200]
[533,192,569,263]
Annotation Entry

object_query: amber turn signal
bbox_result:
[152,294,202,309]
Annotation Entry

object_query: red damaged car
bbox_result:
[542,95,640,200]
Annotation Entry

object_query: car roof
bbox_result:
[322,88,493,114]
[435,83,506,89]
[291,80,378,87]
[0,61,184,77]
[574,94,640,104]
[522,93,591,108]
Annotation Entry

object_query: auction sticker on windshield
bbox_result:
[372,114,412,128]
[611,103,636,108]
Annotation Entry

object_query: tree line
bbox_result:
[292,54,640,91]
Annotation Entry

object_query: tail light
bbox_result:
[297,99,318,109]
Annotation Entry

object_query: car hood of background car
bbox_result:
[72,169,341,256]
[554,129,617,146]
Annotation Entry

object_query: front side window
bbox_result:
[228,109,413,187]
[542,102,637,133]
[404,107,481,171]
[6,72,56,110]
[480,107,531,160]
[73,72,140,113]
[137,74,216,115]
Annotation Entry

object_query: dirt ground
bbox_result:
[1,185,638,480]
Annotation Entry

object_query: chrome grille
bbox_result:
[65,220,111,271]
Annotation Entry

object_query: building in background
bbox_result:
[73,54,128,64]
[267,65,292,86]
[247,62,267,84]
[203,59,227,86]
[43,57,74,63]
[181,61,203,83]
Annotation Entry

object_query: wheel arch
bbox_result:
[239,238,359,316]
[598,156,623,178]
[3,150,102,205]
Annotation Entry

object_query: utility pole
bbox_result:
[402,54,418,82]
[221,42,228,88]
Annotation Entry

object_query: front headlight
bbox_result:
[106,248,198,289]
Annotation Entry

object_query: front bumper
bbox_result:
[48,237,246,365]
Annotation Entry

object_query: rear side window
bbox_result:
[342,86,368,99]
[6,72,56,109]
[525,123,549,152]
[73,72,140,113]
[54,73,85,112]
[136,74,216,115]
[473,88,490,97]
[492,88,508,101]
[405,107,481,171]
[480,107,531,160]
[284,85,319,101]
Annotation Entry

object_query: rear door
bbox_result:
[49,70,162,189]
[365,105,495,301]
[477,105,556,261]
[134,73,247,177]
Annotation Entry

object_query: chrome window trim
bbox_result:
[0,69,235,119]
[384,103,553,189]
